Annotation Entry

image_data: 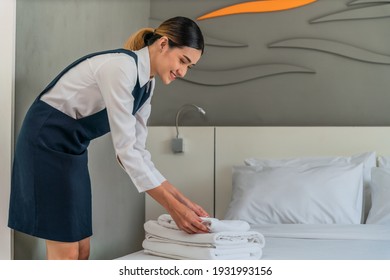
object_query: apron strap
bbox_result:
[132,81,151,115]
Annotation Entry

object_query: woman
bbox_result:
[8,16,209,260]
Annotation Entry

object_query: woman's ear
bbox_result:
[159,36,169,52]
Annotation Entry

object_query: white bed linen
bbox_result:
[116,224,390,260]
[252,224,390,240]
[252,224,390,260]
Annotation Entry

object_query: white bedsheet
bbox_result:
[252,224,390,260]
[252,224,390,240]
[116,224,390,260]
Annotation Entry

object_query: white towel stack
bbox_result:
[142,214,265,260]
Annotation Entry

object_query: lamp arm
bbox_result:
[175,104,205,138]
[175,107,185,138]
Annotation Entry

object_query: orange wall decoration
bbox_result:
[197,0,317,20]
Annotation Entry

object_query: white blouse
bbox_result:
[41,47,165,192]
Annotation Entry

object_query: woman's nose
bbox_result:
[177,66,188,78]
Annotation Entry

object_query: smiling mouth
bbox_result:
[170,71,177,80]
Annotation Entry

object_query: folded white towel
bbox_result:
[157,214,251,233]
[144,220,265,247]
[145,234,261,249]
[143,239,263,260]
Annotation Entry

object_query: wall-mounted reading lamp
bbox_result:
[172,104,206,153]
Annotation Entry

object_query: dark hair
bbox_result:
[124,16,204,54]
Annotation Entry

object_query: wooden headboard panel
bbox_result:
[215,127,390,219]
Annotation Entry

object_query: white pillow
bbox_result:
[225,163,364,225]
[378,156,390,168]
[244,152,376,222]
[366,168,390,225]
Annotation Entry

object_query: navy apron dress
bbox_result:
[8,49,151,242]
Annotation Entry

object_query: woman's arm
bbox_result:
[146,180,210,234]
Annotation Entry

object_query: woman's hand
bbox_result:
[146,181,210,234]
[160,181,210,217]
[179,197,209,218]
[168,200,209,234]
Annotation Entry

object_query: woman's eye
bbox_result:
[179,58,192,69]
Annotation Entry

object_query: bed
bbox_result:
[117,127,390,260]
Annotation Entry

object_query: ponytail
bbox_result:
[123,27,154,51]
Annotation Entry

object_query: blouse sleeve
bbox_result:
[94,55,165,192]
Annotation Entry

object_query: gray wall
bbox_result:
[148,0,390,126]
[14,0,150,260]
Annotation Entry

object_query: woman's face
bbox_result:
[154,42,202,85]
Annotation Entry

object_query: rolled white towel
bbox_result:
[157,214,251,232]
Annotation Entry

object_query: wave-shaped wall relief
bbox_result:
[311,3,390,22]
[202,36,248,48]
[269,38,390,64]
[348,0,390,5]
[180,64,315,86]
